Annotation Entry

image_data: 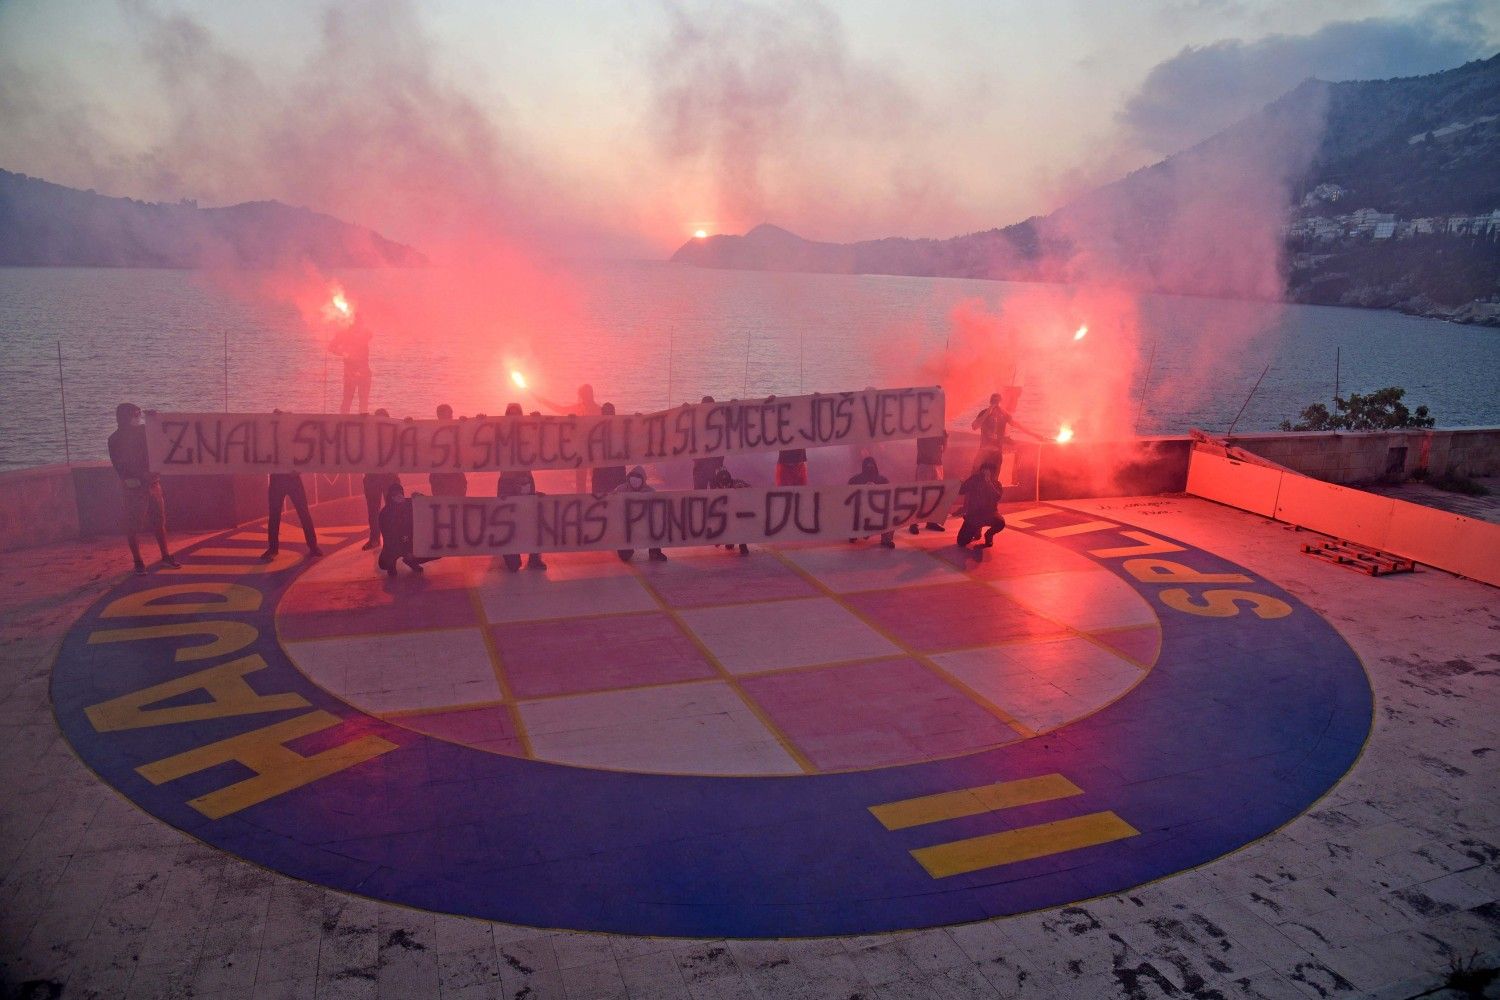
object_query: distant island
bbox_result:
[0,169,424,268]
[673,54,1500,327]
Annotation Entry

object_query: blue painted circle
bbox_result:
[52,508,1371,937]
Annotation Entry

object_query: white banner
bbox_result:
[412,482,960,556]
[143,387,945,474]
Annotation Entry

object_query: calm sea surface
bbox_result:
[1,263,1496,468]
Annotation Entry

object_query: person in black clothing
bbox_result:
[710,465,751,555]
[957,462,1005,549]
[260,472,322,562]
[107,402,179,575]
[591,402,628,494]
[377,482,436,577]
[429,403,469,498]
[692,396,725,489]
[614,465,666,562]
[775,448,808,486]
[848,456,896,548]
[362,409,400,550]
[497,470,546,571]
[910,430,949,534]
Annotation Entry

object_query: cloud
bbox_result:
[1120,1,1492,155]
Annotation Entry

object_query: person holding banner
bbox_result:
[957,462,1005,550]
[775,448,809,487]
[533,383,601,493]
[848,457,896,548]
[692,396,726,489]
[360,409,401,550]
[377,482,436,577]
[910,430,949,534]
[613,466,667,562]
[107,402,180,575]
[710,465,752,556]
[260,471,323,562]
[497,470,546,572]
[591,403,629,494]
[428,404,470,498]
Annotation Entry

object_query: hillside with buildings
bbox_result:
[673,54,1500,326]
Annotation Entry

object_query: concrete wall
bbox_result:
[1188,449,1500,588]
[0,465,81,553]
[1228,427,1500,484]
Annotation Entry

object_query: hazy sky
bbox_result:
[1,0,1496,255]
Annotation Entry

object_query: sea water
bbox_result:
[1,263,1496,468]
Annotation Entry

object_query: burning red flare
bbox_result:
[1055,425,1075,444]
[1073,324,1088,341]
[510,370,528,390]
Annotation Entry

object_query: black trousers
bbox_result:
[268,476,318,551]
[957,513,1004,546]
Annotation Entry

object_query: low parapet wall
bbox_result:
[1227,426,1500,485]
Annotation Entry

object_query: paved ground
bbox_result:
[2,494,1497,999]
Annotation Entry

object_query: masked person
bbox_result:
[613,465,666,562]
[329,317,373,415]
[692,396,725,490]
[848,456,896,548]
[957,462,1005,549]
[107,402,180,575]
[361,409,401,550]
[710,465,752,555]
[377,482,435,577]
[428,404,469,498]
[910,430,949,534]
[497,470,546,571]
[591,402,628,494]
[260,471,322,562]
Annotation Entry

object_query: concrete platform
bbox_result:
[2,494,1496,998]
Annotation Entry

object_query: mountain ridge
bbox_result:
[672,54,1500,325]
[0,169,426,268]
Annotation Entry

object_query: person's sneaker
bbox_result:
[307,547,324,558]
[738,544,749,556]
[161,555,181,569]
[133,562,148,576]
[880,538,896,549]
[257,549,277,563]
[361,540,378,551]
[527,556,547,570]
[618,551,633,562]
[403,557,425,574]
[925,523,946,532]
[649,550,668,562]
[908,523,920,535]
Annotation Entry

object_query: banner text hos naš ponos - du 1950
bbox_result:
[412,482,961,556]
[144,387,944,474]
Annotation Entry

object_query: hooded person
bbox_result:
[376,481,436,576]
[497,470,546,571]
[957,462,1005,549]
[710,464,752,556]
[613,465,666,562]
[848,456,895,548]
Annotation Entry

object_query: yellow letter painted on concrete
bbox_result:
[88,621,259,662]
[135,710,398,820]
[85,654,308,732]
[1158,588,1293,619]
[1122,559,1251,586]
[102,583,263,619]
[1088,531,1186,559]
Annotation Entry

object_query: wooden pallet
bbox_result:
[1301,539,1416,576]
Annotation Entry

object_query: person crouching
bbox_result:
[957,462,1005,549]
[377,482,436,577]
